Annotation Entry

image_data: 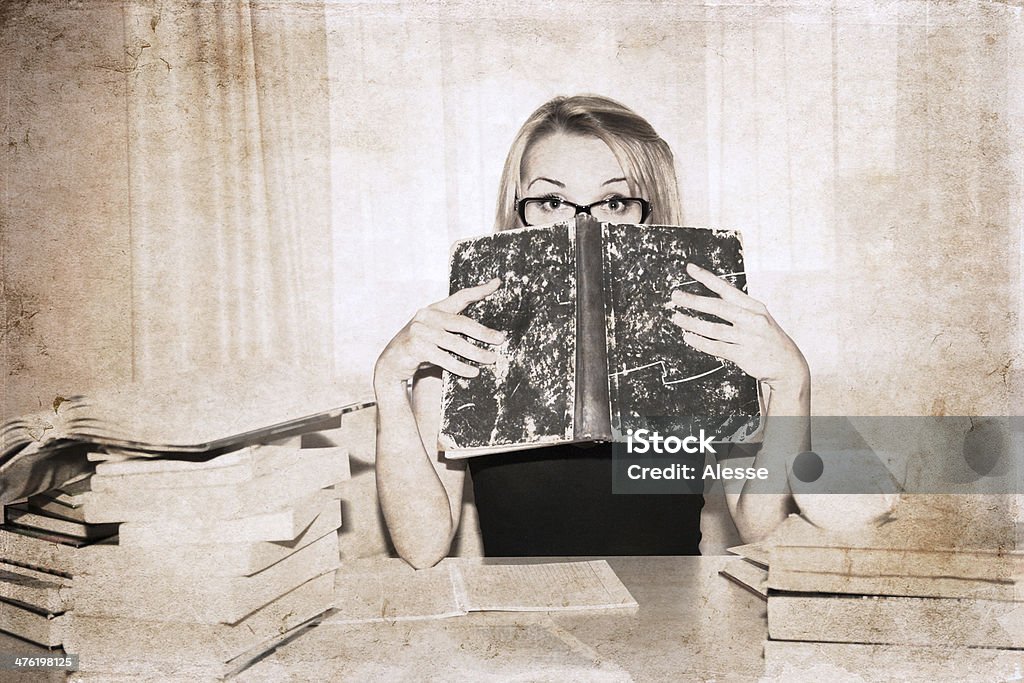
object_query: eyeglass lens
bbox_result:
[522,198,645,225]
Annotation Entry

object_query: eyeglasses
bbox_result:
[515,196,652,226]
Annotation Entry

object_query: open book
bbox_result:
[1,367,372,457]
[439,216,760,456]
[0,364,374,504]
[329,558,637,623]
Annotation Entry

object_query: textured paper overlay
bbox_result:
[2,0,1023,678]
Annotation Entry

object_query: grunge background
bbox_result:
[2,0,1021,554]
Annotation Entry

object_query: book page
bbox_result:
[452,559,637,612]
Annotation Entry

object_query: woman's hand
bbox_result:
[669,263,809,392]
[374,278,506,386]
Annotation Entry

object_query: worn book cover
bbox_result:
[438,216,759,455]
[439,221,578,454]
[0,598,68,648]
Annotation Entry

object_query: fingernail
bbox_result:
[686,262,700,273]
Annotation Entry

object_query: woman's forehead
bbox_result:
[520,132,628,192]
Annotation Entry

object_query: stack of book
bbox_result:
[0,475,114,649]
[62,437,352,679]
[0,366,373,678]
[748,507,1024,679]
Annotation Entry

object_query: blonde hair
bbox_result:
[494,95,682,230]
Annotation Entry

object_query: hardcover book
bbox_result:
[766,592,1023,649]
[0,597,68,647]
[78,501,342,578]
[66,572,334,664]
[79,444,350,523]
[438,216,760,456]
[4,503,118,542]
[0,562,73,614]
[73,531,340,624]
[762,510,1023,602]
[0,524,90,576]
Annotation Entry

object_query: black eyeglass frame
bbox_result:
[515,196,652,226]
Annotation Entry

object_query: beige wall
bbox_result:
[2,0,132,415]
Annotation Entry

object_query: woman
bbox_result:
[374,95,810,568]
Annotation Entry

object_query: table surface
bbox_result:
[239,555,768,682]
[5,555,1018,682]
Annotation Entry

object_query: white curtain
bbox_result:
[124,0,333,379]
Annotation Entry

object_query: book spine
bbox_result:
[574,215,612,441]
[767,593,1023,648]
[767,568,1020,601]
[763,640,1024,682]
[771,545,1024,582]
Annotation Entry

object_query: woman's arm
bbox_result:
[670,263,809,542]
[374,279,505,568]
[375,370,464,568]
[723,379,809,543]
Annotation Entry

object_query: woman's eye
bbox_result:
[541,198,564,211]
[605,198,633,214]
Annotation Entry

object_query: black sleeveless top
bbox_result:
[467,442,703,556]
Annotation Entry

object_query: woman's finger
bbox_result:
[433,278,502,315]
[443,313,506,345]
[422,327,499,365]
[420,343,480,378]
[681,331,740,364]
[415,308,505,345]
[684,263,758,310]
[670,290,741,322]
[670,312,741,343]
